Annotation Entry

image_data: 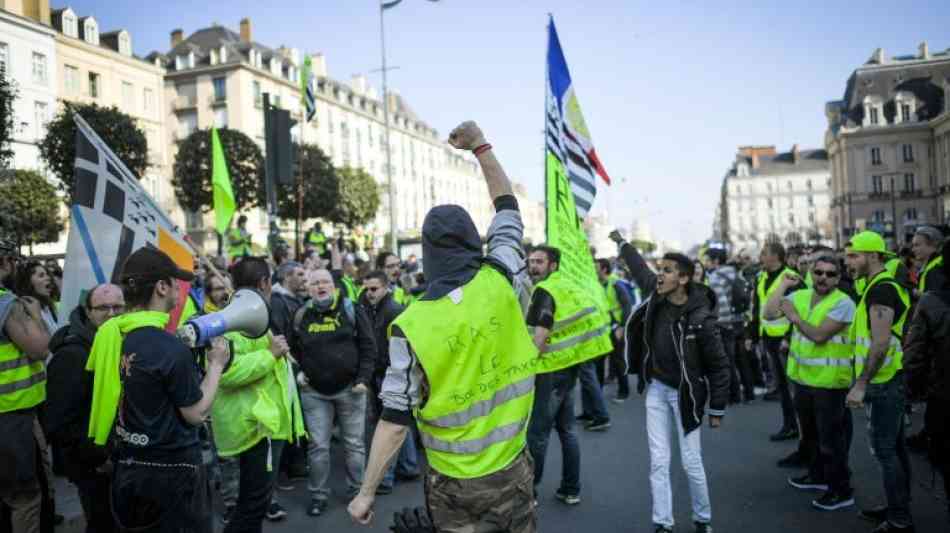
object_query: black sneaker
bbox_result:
[585,418,611,431]
[266,501,288,522]
[788,474,829,491]
[870,521,915,533]
[554,490,580,505]
[777,450,808,468]
[770,427,799,441]
[576,413,594,423]
[695,521,713,533]
[812,489,855,511]
[221,505,235,525]
[858,506,889,523]
[307,499,328,517]
[654,526,673,533]
[611,394,628,404]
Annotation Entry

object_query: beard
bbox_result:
[313,293,334,310]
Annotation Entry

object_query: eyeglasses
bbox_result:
[91,304,125,313]
[812,269,839,278]
[365,286,383,293]
[384,263,400,269]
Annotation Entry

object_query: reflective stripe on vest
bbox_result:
[851,270,909,385]
[534,270,613,374]
[0,289,46,413]
[786,288,854,389]
[394,266,538,479]
[920,255,944,293]
[757,268,796,337]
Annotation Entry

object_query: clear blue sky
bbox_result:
[63,0,950,248]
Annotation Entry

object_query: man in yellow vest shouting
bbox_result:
[844,231,914,533]
[348,121,538,532]
[0,237,52,533]
[763,255,856,511]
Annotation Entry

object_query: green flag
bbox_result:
[211,127,235,235]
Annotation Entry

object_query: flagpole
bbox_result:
[380,4,397,254]
[544,15,551,241]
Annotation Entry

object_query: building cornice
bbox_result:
[55,33,165,75]
[0,9,57,37]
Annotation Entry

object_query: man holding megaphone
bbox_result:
[203,257,307,532]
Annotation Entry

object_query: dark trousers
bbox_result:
[594,355,607,387]
[609,336,629,397]
[222,439,284,533]
[763,337,796,430]
[733,330,757,400]
[925,398,950,513]
[866,375,912,526]
[795,385,852,493]
[718,325,740,402]
[111,458,212,533]
[527,369,580,496]
[76,472,115,533]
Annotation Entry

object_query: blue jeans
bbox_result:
[866,375,912,526]
[578,360,609,420]
[300,386,366,501]
[527,369,580,496]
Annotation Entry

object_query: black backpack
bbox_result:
[729,274,751,315]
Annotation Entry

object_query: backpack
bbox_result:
[293,298,357,337]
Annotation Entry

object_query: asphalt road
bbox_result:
[253,383,946,533]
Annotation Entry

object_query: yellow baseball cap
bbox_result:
[847,231,887,253]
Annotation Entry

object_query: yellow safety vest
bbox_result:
[0,289,46,413]
[919,255,944,293]
[228,227,252,258]
[757,267,797,337]
[534,270,613,374]
[392,286,411,307]
[341,276,361,303]
[394,266,538,479]
[604,275,623,324]
[307,231,327,254]
[787,289,853,389]
[851,270,909,385]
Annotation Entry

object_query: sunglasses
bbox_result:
[365,286,383,292]
[812,269,839,278]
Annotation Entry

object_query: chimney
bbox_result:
[351,74,368,96]
[919,41,930,60]
[170,29,183,48]
[23,0,51,25]
[240,18,252,43]
[737,145,777,169]
[792,144,801,164]
[310,53,327,77]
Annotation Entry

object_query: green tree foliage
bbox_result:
[172,128,265,214]
[274,143,335,220]
[332,166,381,228]
[0,65,19,168]
[0,170,64,253]
[38,102,147,202]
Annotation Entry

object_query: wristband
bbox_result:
[473,143,492,156]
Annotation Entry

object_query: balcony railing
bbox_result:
[173,95,197,111]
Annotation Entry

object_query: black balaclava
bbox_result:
[420,205,483,301]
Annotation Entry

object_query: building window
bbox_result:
[62,14,77,37]
[788,213,795,225]
[118,33,131,56]
[0,42,8,72]
[252,81,261,107]
[871,175,883,194]
[806,179,812,190]
[766,198,773,209]
[143,88,154,113]
[272,94,281,109]
[871,147,882,165]
[32,52,48,85]
[84,20,98,45]
[869,107,879,125]
[902,144,914,162]
[34,101,48,140]
[787,181,793,191]
[808,212,815,223]
[64,65,80,93]
[214,108,228,128]
[122,81,134,110]
[900,103,911,122]
[807,195,814,206]
[904,173,915,192]
[871,210,886,223]
[88,72,100,98]
[904,208,918,221]
[212,77,226,101]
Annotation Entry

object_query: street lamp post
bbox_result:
[379,6,397,253]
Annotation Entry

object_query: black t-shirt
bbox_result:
[526,287,556,330]
[115,326,203,463]
[651,300,685,388]
[865,282,907,333]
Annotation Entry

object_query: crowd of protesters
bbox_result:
[1,189,949,532]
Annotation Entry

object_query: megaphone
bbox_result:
[177,288,270,348]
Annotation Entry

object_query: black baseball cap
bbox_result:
[120,246,195,284]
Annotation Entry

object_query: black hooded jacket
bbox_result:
[46,305,109,480]
[619,242,730,435]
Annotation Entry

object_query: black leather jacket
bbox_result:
[904,289,950,403]
[358,291,405,386]
[619,242,730,435]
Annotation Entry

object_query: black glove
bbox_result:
[390,506,434,533]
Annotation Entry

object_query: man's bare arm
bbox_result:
[857,304,895,384]
[795,317,848,345]
[4,298,50,360]
[449,121,513,201]
[533,326,550,353]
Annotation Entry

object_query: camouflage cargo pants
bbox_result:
[425,450,536,533]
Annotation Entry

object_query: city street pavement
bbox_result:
[251,383,946,533]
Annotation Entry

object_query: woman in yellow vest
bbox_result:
[763,256,856,511]
[844,231,914,531]
[349,121,538,532]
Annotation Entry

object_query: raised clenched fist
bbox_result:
[448,121,487,151]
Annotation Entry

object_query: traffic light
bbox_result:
[267,107,297,186]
